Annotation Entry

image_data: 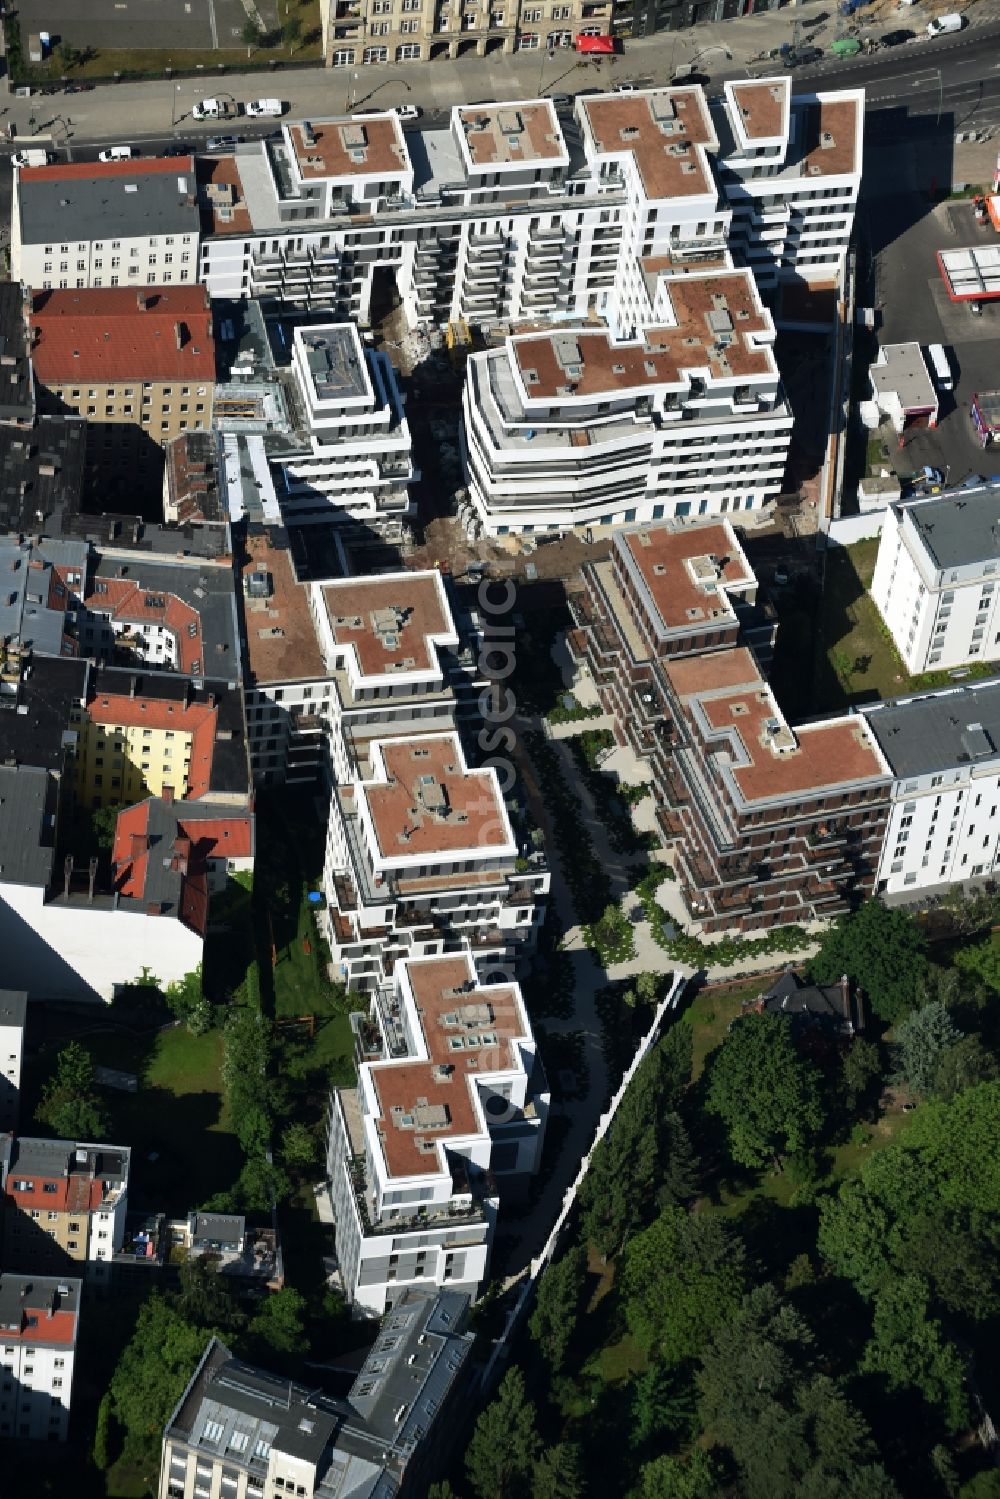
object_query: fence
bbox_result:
[477,969,690,1398]
[827,509,887,547]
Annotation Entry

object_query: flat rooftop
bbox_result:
[300,325,370,403]
[0,283,34,423]
[617,520,754,637]
[0,654,89,773]
[513,269,772,398]
[801,96,859,179]
[457,102,566,169]
[196,155,253,237]
[287,116,408,182]
[372,955,529,1179]
[321,572,455,681]
[30,286,215,384]
[363,734,513,863]
[18,157,200,247]
[900,488,1000,571]
[0,416,86,535]
[581,88,716,201]
[666,647,887,804]
[240,526,326,685]
[730,79,789,142]
[0,764,59,887]
[863,680,1000,779]
[0,535,87,659]
[871,342,936,409]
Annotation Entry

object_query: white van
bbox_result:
[926,12,964,34]
[244,98,284,117]
[11,148,51,168]
[97,145,134,162]
[927,343,953,391]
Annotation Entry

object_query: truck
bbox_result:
[927,343,953,392]
[192,98,239,121]
[244,98,284,118]
[11,148,51,168]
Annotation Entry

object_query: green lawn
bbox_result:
[89,1026,242,1215]
[682,979,767,1081]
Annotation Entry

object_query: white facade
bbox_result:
[0,994,26,1133]
[326,952,547,1315]
[462,267,793,535]
[0,879,204,1003]
[274,324,415,537]
[863,682,1000,897]
[0,1278,79,1443]
[871,489,1000,674]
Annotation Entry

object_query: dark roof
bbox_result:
[191,1212,245,1244]
[862,679,1000,778]
[10,1136,130,1183]
[0,991,28,1029]
[903,488,1000,571]
[0,655,89,773]
[164,431,224,526]
[0,284,35,424]
[0,535,88,659]
[0,765,58,886]
[18,160,201,248]
[757,970,849,1024]
[0,416,86,534]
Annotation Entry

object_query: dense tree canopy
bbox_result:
[810,900,927,1023]
[35,1041,107,1141]
[621,1207,746,1363]
[465,1368,541,1499]
[893,1002,961,1096]
[705,1012,824,1167]
[860,1276,969,1435]
[529,1245,586,1375]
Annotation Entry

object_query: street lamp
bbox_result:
[171,83,182,130]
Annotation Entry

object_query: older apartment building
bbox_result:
[160,1290,473,1498]
[871,487,1000,675]
[571,520,894,931]
[323,730,548,989]
[863,680,1000,900]
[0,992,27,1134]
[0,1273,81,1443]
[462,265,792,534]
[320,0,613,66]
[30,286,216,498]
[328,951,547,1313]
[1,1137,130,1278]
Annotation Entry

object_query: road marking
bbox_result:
[206,0,218,49]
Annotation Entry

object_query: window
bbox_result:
[396,40,421,56]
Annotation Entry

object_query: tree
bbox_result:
[632,1450,722,1499]
[533,1441,585,1499]
[810,900,927,1024]
[57,38,79,70]
[631,1362,697,1448]
[840,1037,883,1118]
[281,1121,319,1171]
[579,1026,691,1257]
[171,1256,242,1331]
[249,1288,309,1356]
[465,1367,540,1499]
[621,1207,746,1363]
[93,1391,115,1470]
[953,935,1000,993]
[92,800,130,851]
[242,18,263,51]
[960,1474,1000,1499]
[232,1155,291,1212]
[817,1178,895,1297]
[36,1041,107,1141]
[109,1297,214,1469]
[894,1002,962,1097]
[282,14,303,50]
[658,1111,699,1207]
[860,1275,969,1434]
[705,1013,824,1169]
[427,1485,460,1499]
[528,1244,585,1375]
[933,1034,998,1100]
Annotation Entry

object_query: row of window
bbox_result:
[41,272,191,289]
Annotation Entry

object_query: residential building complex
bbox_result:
[327,951,547,1313]
[0,1273,80,1442]
[0,282,36,428]
[30,286,216,499]
[160,1289,473,1497]
[323,730,547,989]
[863,681,1000,899]
[871,488,1000,674]
[1,1136,130,1278]
[319,0,613,67]
[571,519,894,930]
[462,266,792,533]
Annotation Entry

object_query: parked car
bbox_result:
[548,92,574,108]
[927,11,964,34]
[783,45,824,68]
[879,28,915,45]
[243,98,285,118]
[98,145,135,162]
[163,144,194,156]
[612,81,638,93]
[205,135,241,152]
[393,104,421,121]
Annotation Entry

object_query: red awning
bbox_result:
[575,33,615,52]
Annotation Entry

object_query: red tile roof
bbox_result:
[11,1307,78,1346]
[5,1175,104,1214]
[83,577,204,676]
[20,156,195,184]
[30,286,215,384]
[112,797,252,932]
[87,692,218,798]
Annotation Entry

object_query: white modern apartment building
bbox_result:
[0,992,26,1134]
[11,157,202,292]
[863,680,1000,898]
[0,1274,80,1442]
[327,951,547,1314]
[713,80,864,292]
[462,265,792,534]
[871,487,1000,674]
[323,730,548,990]
[272,322,415,534]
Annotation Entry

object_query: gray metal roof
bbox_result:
[903,487,1000,571]
[9,1136,130,1184]
[0,536,88,659]
[0,990,28,1029]
[0,416,86,534]
[18,166,201,248]
[862,677,1000,777]
[0,284,35,425]
[0,765,57,886]
[0,655,88,773]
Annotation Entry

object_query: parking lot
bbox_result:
[13,0,279,54]
[872,195,1000,485]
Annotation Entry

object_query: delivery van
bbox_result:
[11,148,51,167]
[926,13,964,35]
[927,343,953,391]
[244,98,284,117]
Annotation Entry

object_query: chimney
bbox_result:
[162,785,174,805]
[129,675,137,699]
[146,901,161,916]
[137,289,148,310]
[175,322,185,350]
